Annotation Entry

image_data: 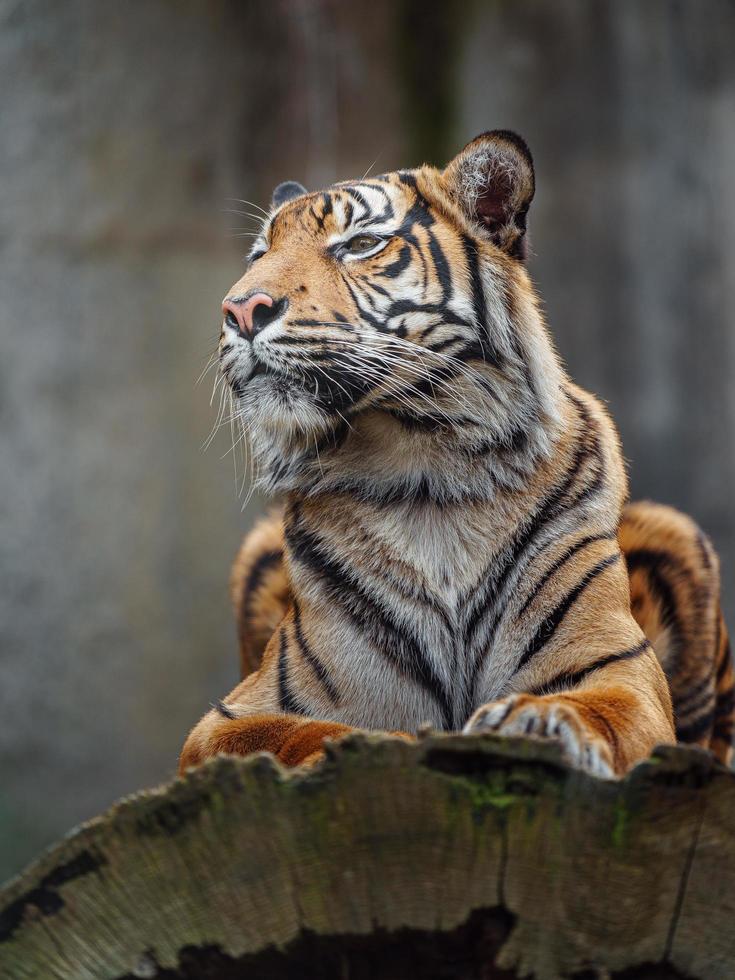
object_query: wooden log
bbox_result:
[0,733,733,979]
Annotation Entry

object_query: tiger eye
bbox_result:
[346,234,381,253]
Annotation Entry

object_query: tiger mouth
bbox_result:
[227,359,285,398]
[248,358,290,383]
[242,361,300,401]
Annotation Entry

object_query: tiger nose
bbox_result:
[222,292,284,338]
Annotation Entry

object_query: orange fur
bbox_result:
[179,713,351,772]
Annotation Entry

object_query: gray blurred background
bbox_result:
[1,0,733,883]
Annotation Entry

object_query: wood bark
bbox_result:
[1,733,733,980]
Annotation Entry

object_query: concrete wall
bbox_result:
[1,0,733,882]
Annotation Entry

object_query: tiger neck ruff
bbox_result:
[181,131,733,778]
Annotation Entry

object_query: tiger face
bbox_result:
[220,132,562,498]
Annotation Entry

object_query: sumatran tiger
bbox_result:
[179,131,733,778]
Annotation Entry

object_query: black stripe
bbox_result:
[212,699,237,719]
[675,683,715,723]
[517,552,622,672]
[470,426,529,461]
[376,243,412,279]
[292,600,340,705]
[464,393,603,648]
[353,182,394,224]
[277,630,305,715]
[386,407,481,433]
[344,278,387,332]
[362,277,392,300]
[460,234,506,367]
[625,549,681,639]
[384,296,472,331]
[461,235,487,334]
[286,508,453,728]
[676,709,715,743]
[343,185,371,215]
[397,170,418,188]
[711,723,734,744]
[714,612,722,672]
[427,230,453,302]
[463,444,608,709]
[300,361,371,412]
[387,410,445,433]
[674,673,715,716]
[428,335,462,354]
[716,637,732,684]
[317,193,333,229]
[530,639,651,696]
[308,473,489,509]
[518,532,616,617]
[313,418,351,455]
[240,548,283,636]
[714,686,735,720]
[454,339,502,372]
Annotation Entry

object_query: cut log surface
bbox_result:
[1,733,734,980]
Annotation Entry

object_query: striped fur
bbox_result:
[180,132,732,777]
[620,501,733,763]
[230,510,289,676]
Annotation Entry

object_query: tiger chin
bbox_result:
[180,131,733,780]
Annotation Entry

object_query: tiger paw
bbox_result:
[463,693,615,778]
[179,710,354,775]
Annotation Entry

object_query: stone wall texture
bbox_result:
[1,0,733,882]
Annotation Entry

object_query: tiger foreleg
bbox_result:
[465,674,671,779]
[465,692,617,777]
[179,708,355,775]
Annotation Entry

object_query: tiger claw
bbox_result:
[464,693,615,779]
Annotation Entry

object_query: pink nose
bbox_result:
[222,292,274,335]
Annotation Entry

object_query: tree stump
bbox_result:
[1,732,733,979]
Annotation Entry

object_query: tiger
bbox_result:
[179,130,734,778]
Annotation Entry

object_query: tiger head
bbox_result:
[219,131,564,501]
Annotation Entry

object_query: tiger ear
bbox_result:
[441,130,535,259]
[271,180,307,209]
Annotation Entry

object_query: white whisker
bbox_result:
[225,197,270,217]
